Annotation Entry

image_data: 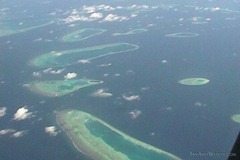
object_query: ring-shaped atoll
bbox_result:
[112,28,148,36]
[60,28,106,42]
[26,79,103,97]
[178,78,210,85]
[165,32,199,38]
[29,42,139,68]
[231,114,240,123]
[57,109,183,160]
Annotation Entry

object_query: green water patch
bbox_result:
[178,78,209,86]
[30,43,139,68]
[56,110,182,160]
[112,28,148,36]
[60,28,106,42]
[26,79,103,97]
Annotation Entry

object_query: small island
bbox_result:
[56,109,183,160]
[26,79,103,97]
[178,78,210,85]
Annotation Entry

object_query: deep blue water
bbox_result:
[1,0,240,160]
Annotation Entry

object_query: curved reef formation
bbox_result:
[60,28,106,42]
[30,42,139,68]
[56,110,182,160]
[26,79,103,97]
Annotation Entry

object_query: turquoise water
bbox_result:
[86,119,177,160]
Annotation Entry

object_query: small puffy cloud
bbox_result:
[83,5,96,13]
[140,86,150,91]
[103,14,129,22]
[194,101,207,107]
[114,73,120,77]
[89,12,103,19]
[122,94,141,101]
[91,89,113,98]
[78,59,91,64]
[103,73,109,77]
[63,15,89,23]
[49,69,65,74]
[43,68,65,74]
[0,107,7,117]
[45,126,58,136]
[32,71,42,78]
[209,7,220,12]
[97,5,115,11]
[13,106,33,121]
[161,59,168,63]
[98,63,111,67]
[11,130,28,138]
[71,9,79,15]
[129,110,142,119]
[64,72,77,79]
[0,129,16,136]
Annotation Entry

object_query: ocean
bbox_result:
[1,0,240,160]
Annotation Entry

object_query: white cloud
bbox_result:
[78,59,91,64]
[13,106,33,121]
[98,63,111,67]
[0,129,16,136]
[83,5,96,13]
[91,89,113,98]
[89,12,103,19]
[71,9,78,15]
[45,126,58,136]
[141,86,150,91]
[103,73,109,77]
[64,72,77,79]
[114,73,120,77]
[11,130,28,138]
[63,15,89,23]
[43,68,65,74]
[50,69,65,74]
[98,5,115,11]
[129,110,142,119]
[32,71,42,78]
[161,59,168,63]
[103,14,129,22]
[194,101,207,107]
[122,94,141,101]
[0,107,7,117]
